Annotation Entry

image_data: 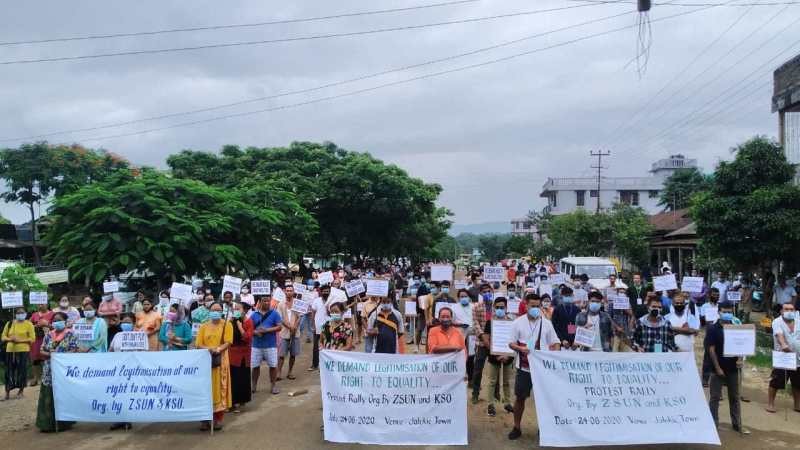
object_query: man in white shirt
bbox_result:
[766,303,799,413]
[774,275,797,309]
[507,294,560,441]
[665,293,700,352]
[710,272,731,303]
[308,285,331,372]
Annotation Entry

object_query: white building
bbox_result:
[538,155,698,215]
[510,217,539,239]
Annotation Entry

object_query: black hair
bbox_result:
[588,291,603,301]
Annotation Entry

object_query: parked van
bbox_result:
[559,257,627,290]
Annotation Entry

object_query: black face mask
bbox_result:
[673,305,686,313]
[649,308,660,317]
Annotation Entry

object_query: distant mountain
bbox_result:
[448,221,510,236]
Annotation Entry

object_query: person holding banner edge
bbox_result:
[35,311,79,432]
[196,302,233,431]
[107,313,137,431]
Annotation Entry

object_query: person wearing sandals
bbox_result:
[229,302,253,412]
[36,312,79,432]
[250,296,282,395]
[197,302,233,431]
[2,307,35,401]
[107,313,137,431]
[277,292,301,381]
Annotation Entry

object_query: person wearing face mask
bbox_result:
[75,301,108,353]
[197,302,233,431]
[480,297,514,417]
[191,294,214,324]
[427,307,466,354]
[29,302,54,387]
[250,296,283,395]
[2,307,35,400]
[155,291,171,317]
[711,272,732,303]
[158,303,192,351]
[540,294,553,320]
[429,282,456,327]
[479,283,494,321]
[309,285,332,372]
[135,298,162,351]
[470,285,491,403]
[97,292,122,319]
[574,292,612,352]
[665,293,700,352]
[552,286,580,349]
[454,288,473,336]
[107,313,138,431]
[104,313,122,348]
[366,297,405,354]
[508,294,561,440]
[766,303,800,413]
[221,291,235,318]
[239,285,255,307]
[632,294,677,353]
[36,311,79,432]
[228,302,254,413]
[55,295,80,327]
[705,301,748,433]
[277,292,301,380]
[319,302,354,350]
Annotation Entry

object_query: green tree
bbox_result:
[0,142,129,265]
[0,215,9,224]
[478,234,510,262]
[659,167,710,211]
[546,209,614,257]
[45,171,315,285]
[691,136,800,279]
[503,235,534,257]
[0,264,47,321]
[609,204,652,267]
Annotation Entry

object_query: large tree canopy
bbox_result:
[167,141,450,260]
[659,167,711,211]
[691,136,800,271]
[45,170,315,284]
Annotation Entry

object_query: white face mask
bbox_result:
[59,301,69,308]
[241,288,249,294]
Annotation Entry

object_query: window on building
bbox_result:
[550,192,558,208]
[648,190,659,198]
[619,190,640,206]
[575,190,585,207]
[589,190,598,198]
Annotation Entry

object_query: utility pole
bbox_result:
[590,150,610,213]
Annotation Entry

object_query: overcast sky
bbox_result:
[0,0,792,226]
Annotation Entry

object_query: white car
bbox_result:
[559,257,627,290]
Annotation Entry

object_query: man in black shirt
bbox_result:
[704,301,748,434]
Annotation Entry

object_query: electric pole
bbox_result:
[590,150,610,213]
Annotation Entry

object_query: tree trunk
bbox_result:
[28,202,41,267]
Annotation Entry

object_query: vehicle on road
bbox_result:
[559,257,627,290]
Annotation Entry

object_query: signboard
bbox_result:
[272,287,286,303]
[454,280,467,290]
[490,319,514,356]
[344,280,366,298]
[722,324,756,356]
[29,291,49,305]
[539,283,553,297]
[573,289,588,302]
[528,351,720,447]
[366,279,389,297]
[52,350,212,422]
[320,350,467,445]
[292,282,307,294]
[430,264,453,282]
[404,300,417,317]
[169,282,193,302]
[73,323,95,341]
[35,269,69,285]
[653,274,678,292]
[483,266,505,282]
[251,280,271,296]
[508,299,521,315]
[726,291,741,302]
[612,295,630,310]
[291,299,310,315]
[549,273,566,284]
[222,275,242,296]
[574,327,596,348]
[1,291,23,308]
[318,271,334,286]
[102,281,120,294]
[328,287,348,305]
[772,351,798,370]
[680,276,704,293]
[191,322,201,338]
[118,331,148,351]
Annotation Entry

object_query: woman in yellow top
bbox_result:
[196,302,233,431]
[2,307,35,400]
[134,298,162,351]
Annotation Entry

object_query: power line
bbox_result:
[1,7,637,143]
[67,4,724,144]
[0,0,480,46]
[0,3,616,66]
[566,0,800,5]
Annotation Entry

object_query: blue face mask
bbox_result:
[209,311,222,321]
[589,302,601,313]
[495,308,506,318]
[431,287,439,295]
[120,323,134,332]
[482,292,493,302]
[442,287,450,294]
[459,297,469,306]
[52,320,66,331]
[720,312,734,322]
[528,307,541,319]
[562,296,573,304]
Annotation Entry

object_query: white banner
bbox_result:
[52,350,212,422]
[528,351,719,447]
[320,350,467,446]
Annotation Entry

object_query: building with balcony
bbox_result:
[773,53,800,183]
[510,217,539,239]
[538,155,698,215]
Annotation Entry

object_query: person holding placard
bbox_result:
[319,302,354,351]
[2,307,34,400]
[36,311,79,432]
[158,303,192,351]
[229,302,254,412]
[574,292,612,352]
[360,295,379,353]
[197,302,234,431]
[766,303,800,413]
[551,286,580,349]
[107,313,138,431]
[626,272,651,318]
[135,298,162,351]
[700,288,722,385]
[29,302,53,387]
[507,294,560,441]
[75,301,107,353]
[705,301,747,433]
[480,296,514,417]
[277,293,301,380]
[665,293,700,352]
[366,297,405,354]
[239,284,255,306]
[632,294,676,353]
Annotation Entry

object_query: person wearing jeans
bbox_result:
[480,297,513,416]
[705,301,748,434]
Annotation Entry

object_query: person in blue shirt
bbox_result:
[159,304,192,350]
[249,296,282,394]
[551,286,580,348]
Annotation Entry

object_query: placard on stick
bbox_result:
[430,264,453,282]
[222,275,242,296]
[170,282,193,301]
[653,274,678,292]
[103,281,120,294]
[344,280,365,297]
[318,271,334,286]
[366,279,389,297]
[29,291,49,305]
[483,266,504,282]
[251,280,271,296]
[1,291,23,309]
[404,301,418,317]
[681,276,704,293]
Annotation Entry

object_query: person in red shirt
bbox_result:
[427,308,465,354]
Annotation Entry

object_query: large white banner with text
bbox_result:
[52,350,212,422]
[528,351,720,447]
[320,350,467,446]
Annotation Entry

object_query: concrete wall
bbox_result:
[545,189,662,215]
